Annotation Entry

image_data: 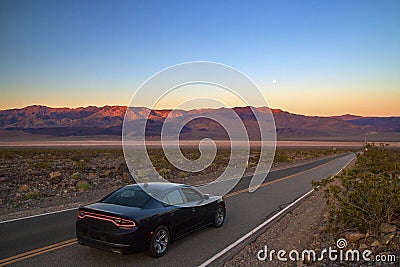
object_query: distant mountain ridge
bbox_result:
[0,105,399,140]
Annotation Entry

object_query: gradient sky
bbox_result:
[1,0,399,116]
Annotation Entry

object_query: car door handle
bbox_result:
[192,208,196,212]
[169,212,175,216]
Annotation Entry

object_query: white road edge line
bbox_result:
[0,154,356,225]
[0,207,78,224]
[198,153,356,267]
[198,189,315,267]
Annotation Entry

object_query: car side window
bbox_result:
[181,188,203,203]
[143,197,164,209]
[165,190,185,205]
[162,196,169,206]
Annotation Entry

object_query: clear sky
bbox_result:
[1,0,399,116]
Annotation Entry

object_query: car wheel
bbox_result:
[213,204,225,228]
[148,225,170,257]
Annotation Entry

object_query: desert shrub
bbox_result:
[76,181,92,191]
[70,172,81,180]
[274,153,290,163]
[31,160,50,169]
[177,171,187,178]
[70,155,80,161]
[158,168,173,179]
[313,144,400,232]
[248,161,257,168]
[74,160,88,170]
[25,191,41,200]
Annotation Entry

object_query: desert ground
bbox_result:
[0,146,351,220]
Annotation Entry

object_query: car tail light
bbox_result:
[78,210,136,228]
[78,210,85,218]
[119,219,136,229]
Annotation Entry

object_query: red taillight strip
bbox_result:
[78,211,136,228]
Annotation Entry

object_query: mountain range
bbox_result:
[0,105,399,141]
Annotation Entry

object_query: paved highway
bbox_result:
[0,153,355,266]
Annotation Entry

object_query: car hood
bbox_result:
[83,202,142,219]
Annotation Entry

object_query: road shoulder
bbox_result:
[0,153,343,222]
[224,188,326,266]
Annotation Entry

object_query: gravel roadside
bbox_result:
[0,153,342,222]
[224,187,328,267]
[224,157,399,267]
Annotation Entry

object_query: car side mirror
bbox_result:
[203,194,210,200]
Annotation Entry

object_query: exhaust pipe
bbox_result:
[111,249,123,255]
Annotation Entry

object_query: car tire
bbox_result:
[148,225,170,257]
[213,204,225,228]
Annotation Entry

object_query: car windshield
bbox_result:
[102,187,151,208]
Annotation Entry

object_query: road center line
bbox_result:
[225,154,346,198]
[199,154,355,267]
[0,154,354,265]
[0,238,77,266]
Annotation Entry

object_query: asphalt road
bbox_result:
[0,153,355,266]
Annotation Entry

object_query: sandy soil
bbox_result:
[0,153,339,222]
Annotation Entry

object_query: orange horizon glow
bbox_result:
[1,81,398,117]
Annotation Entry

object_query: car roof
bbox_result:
[126,182,190,192]
[125,182,195,199]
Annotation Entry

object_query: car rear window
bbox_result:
[102,187,150,208]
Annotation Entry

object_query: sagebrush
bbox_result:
[313,144,400,232]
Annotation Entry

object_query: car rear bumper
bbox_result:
[77,235,136,254]
[76,220,150,254]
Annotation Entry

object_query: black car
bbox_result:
[76,182,226,257]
